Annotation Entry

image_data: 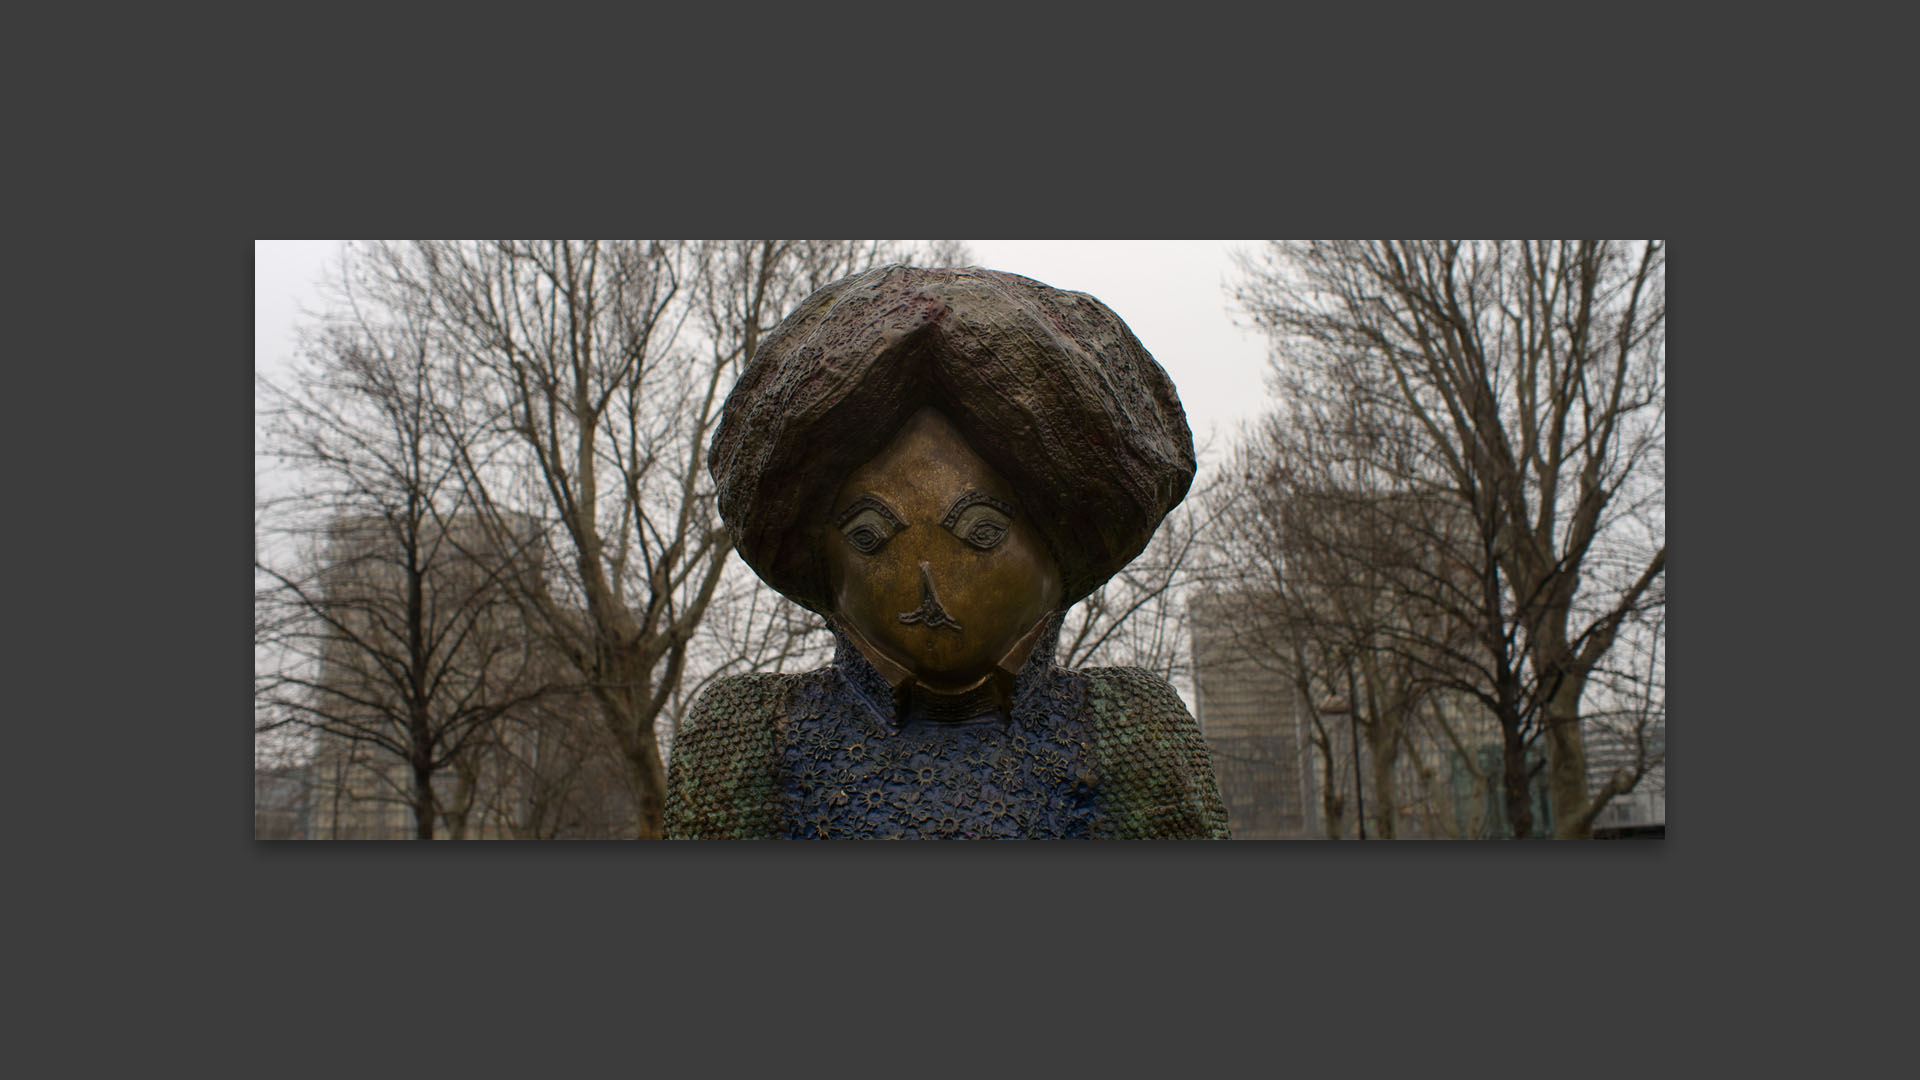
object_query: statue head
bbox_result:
[709,266,1194,698]
[824,405,1062,695]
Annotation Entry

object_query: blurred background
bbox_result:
[255,240,1664,840]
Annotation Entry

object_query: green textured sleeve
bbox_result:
[663,674,795,839]
[1086,668,1232,839]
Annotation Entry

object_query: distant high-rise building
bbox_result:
[1194,476,1660,839]
[254,762,312,839]
[1189,588,1534,840]
[297,512,634,839]
[1587,722,1666,838]
[1188,592,1320,839]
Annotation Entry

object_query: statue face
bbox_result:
[826,407,1062,693]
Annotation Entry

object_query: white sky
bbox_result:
[254,239,1277,471]
[962,240,1273,459]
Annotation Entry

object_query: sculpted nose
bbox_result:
[897,561,963,631]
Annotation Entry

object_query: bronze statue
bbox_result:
[665,266,1229,838]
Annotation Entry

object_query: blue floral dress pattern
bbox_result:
[778,625,1102,839]
[663,618,1230,839]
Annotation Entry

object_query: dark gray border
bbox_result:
[86,17,1771,1068]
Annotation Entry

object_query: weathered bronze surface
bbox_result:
[667,266,1229,838]
[826,406,1061,701]
[708,266,1196,616]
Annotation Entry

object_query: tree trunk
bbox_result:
[1544,692,1592,839]
[600,683,669,839]
[630,755,665,840]
[1316,735,1345,839]
[413,760,436,840]
[1367,729,1401,840]
[1501,725,1534,839]
[1536,633,1594,839]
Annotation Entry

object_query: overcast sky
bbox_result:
[254,239,1278,470]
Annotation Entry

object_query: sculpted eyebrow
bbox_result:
[940,490,1015,529]
[835,494,905,530]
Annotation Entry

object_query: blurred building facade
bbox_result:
[1188,592,1319,838]
[1588,722,1666,838]
[286,513,636,839]
[1188,589,1656,839]
[254,762,312,839]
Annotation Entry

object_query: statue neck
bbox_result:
[831,611,1063,726]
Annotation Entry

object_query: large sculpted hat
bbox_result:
[709,265,1195,615]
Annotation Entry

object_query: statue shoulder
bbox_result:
[664,672,806,840]
[1082,666,1189,720]
[1081,667,1232,840]
[680,672,802,737]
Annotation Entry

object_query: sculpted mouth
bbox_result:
[897,562,963,631]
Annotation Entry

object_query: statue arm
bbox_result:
[663,674,794,839]
[1086,668,1233,839]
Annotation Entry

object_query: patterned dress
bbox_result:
[664,622,1230,839]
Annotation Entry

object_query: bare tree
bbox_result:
[255,301,556,839]
[1230,241,1666,838]
[330,240,955,838]
[1217,403,1501,839]
[1186,572,1349,839]
[1058,470,1229,697]
[443,679,637,839]
[670,560,833,741]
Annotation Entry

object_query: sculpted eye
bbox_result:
[843,514,893,554]
[962,516,1007,548]
[942,491,1015,551]
[835,496,904,555]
